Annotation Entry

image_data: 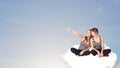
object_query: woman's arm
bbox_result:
[67,28,84,40]
[90,39,100,55]
[80,47,90,55]
[100,36,105,56]
[83,47,90,52]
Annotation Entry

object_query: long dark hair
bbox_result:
[84,30,93,44]
[90,27,98,34]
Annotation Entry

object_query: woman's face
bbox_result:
[86,30,91,36]
[91,31,96,36]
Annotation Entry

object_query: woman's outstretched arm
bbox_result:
[67,28,84,40]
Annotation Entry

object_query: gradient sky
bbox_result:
[0,0,120,68]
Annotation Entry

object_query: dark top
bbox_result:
[92,36,102,49]
[78,40,90,50]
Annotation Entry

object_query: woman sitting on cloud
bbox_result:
[64,28,117,68]
[67,28,92,56]
[90,28,111,57]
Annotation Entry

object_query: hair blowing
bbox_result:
[90,28,99,34]
[84,30,93,44]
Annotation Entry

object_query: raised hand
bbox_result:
[67,28,72,32]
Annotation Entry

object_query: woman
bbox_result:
[67,28,92,56]
[90,28,111,57]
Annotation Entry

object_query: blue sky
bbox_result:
[0,0,120,68]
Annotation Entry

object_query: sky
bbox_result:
[0,0,120,68]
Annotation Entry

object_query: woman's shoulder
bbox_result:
[81,36,86,41]
[99,35,104,40]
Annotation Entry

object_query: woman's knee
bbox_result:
[71,48,76,52]
[108,49,111,53]
[90,50,97,56]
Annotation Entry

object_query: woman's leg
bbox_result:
[71,47,82,55]
[82,51,90,56]
[90,49,101,56]
[90,50,97,56]
[103,49,111,56]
